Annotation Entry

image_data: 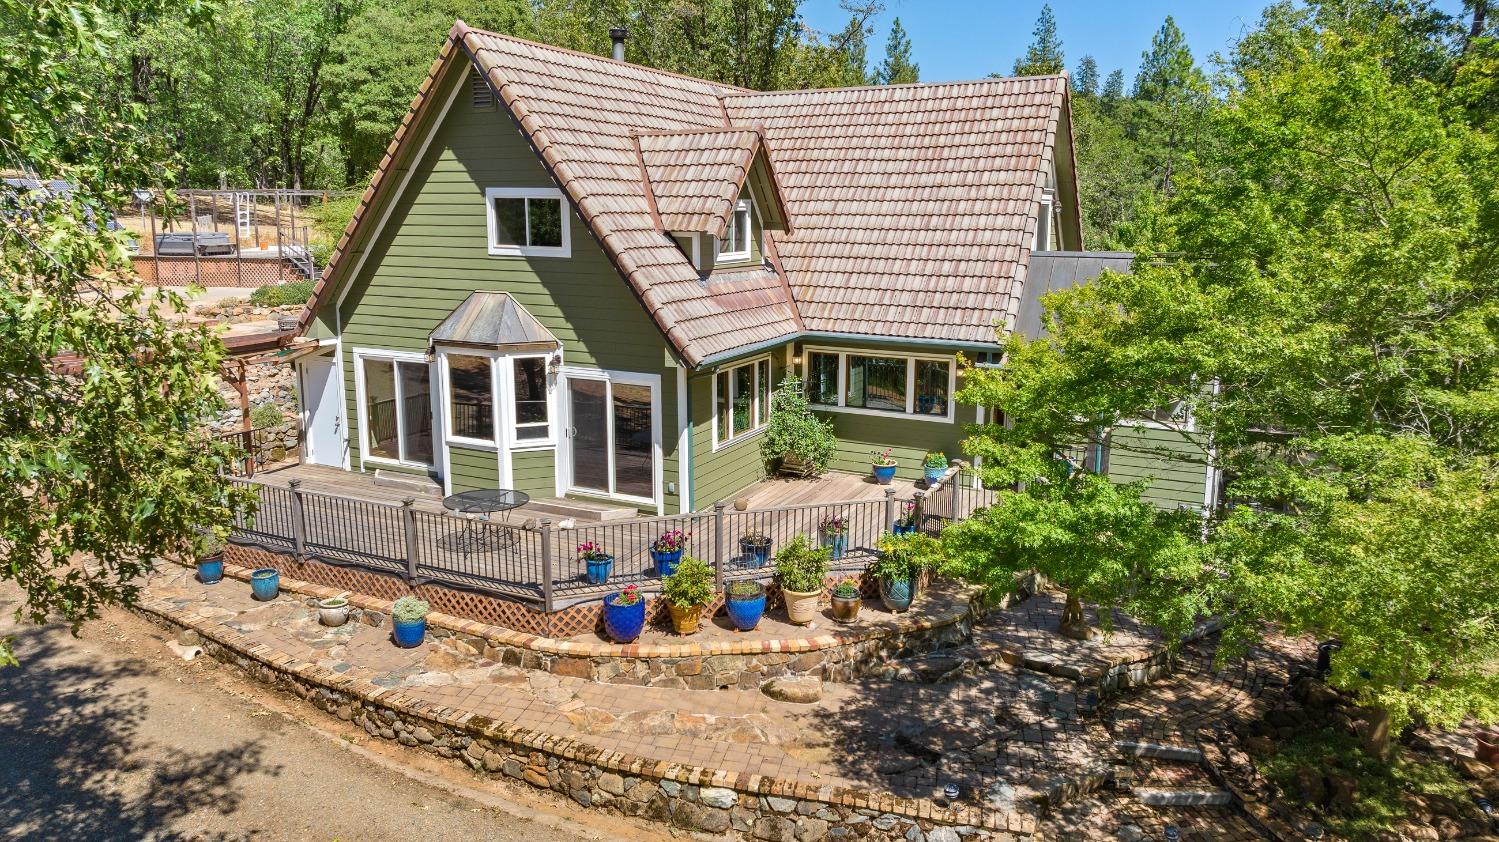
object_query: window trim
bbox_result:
[436,347,558,452]
[560,367,663,513]
[484,187,571,258]
[714,199,753,264]
[711,353,772,451]
[352,347,436,469]
[508,354,556,450]
[801,347,957,424]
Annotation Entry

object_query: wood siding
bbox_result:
[448,444,499,493]
[1106,425,1211,511]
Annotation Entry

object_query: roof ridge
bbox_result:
[720,74,1068,99]
[634,125,761,138]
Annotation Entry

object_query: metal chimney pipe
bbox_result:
[609,27,628,62]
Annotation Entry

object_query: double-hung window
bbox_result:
[440,351,554,449]
[713,356,771,448]
[716,199,753,263]
[803,349,954,421]
[357,351,433,466]
[486,187,570,258]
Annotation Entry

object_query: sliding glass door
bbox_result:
[357,352,433,467]
[565,372,658,506]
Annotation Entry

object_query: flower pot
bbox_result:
[584,555,614,584]
[651,548,683,578]
[318,597,349,627]
[1478,732,1499,766]
[871,462,897,485]
[602,592,647,643]
[392,616,426,648]
[725,582,767,631]
[892,522,915,536]
[831,590,861,624]
[782,586,822,625]
[196,554,224,584]
[250,568,279,601]
[739,537,772,568]
[820,530,847,561]
[879,577,916,612]
[923,465,946,486]
[666,601,702,635]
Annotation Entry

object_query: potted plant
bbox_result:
[392,596,429,647]
[1479,730,1499,766]
[819,513,849,560]
[830,580,862,624]
[318,596,350,627]
[661,556,714,635]
[922,451,949,486]
[250,567,279,601]
[602,584,647,643]
[194,531,226,584]
[870,448,898,485]
[774,535,830,625]
[725,580,767,631]
[650,529,689,578]
[578,541,613,584]
[739,530,773,567]
[869,532,939,612]
[892,500,917,535]
[759,375,837,477]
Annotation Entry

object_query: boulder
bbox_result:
[761,676,822,704]
[1355,708,1392,759]
[1293,767,1326,806]
[1326,774,1358,814]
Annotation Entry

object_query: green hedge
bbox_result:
[248,280,314,308]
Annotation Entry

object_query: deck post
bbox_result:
[912,489,927,536]
[402,498,419,583]
[540,519,554,613]
[288,479,307,560]
[883,487,896,533]
[712,502,726,590]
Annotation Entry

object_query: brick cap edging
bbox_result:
[132,591,1034,835]
[193,558,981,661]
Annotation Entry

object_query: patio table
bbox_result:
[440,489,530,553]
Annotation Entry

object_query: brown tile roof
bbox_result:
[301,24,1073,365]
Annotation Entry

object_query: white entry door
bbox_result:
[299,352,345,467]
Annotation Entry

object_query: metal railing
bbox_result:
[225,465,993,612]
[212,425,283,478]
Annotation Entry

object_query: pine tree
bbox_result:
[1074,55,1099,97]
[875,17,918,84]
[1101,68,1125,101]
[1012,3,1065,75]
[1133,16,1203,102]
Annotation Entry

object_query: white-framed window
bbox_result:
[485,187,570,258]
[715,199,753,263]
[712,355,772,449]
[511,355,552,443]
[802,347,956,423]
[353,348,435,468]
[437,348,557,451]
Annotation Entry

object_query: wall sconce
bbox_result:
[547,353,562,375]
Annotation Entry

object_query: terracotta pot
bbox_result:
[667,601,702,635]
[782,587,821,625]
[1478,733,1499,766]
[830,591,861,624]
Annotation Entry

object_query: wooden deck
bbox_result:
[733,471,920,509]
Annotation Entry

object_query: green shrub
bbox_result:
[726,580,762,599]
[248,279,315,308]
[249,402,283,429]
[760,375,836,474]
[832,580,860,599]
[392,596,429,622]
[773,534,829,593]
[193,530,226,559]
[923,451,948,470]
[662,555,715,608]
[869,531,941,582]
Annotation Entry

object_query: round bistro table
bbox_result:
[440,489,530,553]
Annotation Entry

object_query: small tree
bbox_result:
[760,375,836,475]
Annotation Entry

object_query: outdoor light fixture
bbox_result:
[548,353,562,374]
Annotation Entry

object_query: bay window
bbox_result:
[802,348,955,421]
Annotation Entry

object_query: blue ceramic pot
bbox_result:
[872,462,897,485]
[197,555,224,584]
[393,616,426,648]
[892,523,915,536]
[923,465,946,486]
[585,555,614,584]
[250,568,279,601]
[725,583,766,631]
[879,577,916,612]
[651,548,683,578]
[602,593,646,643]
[821,531,847,561]
[739,538,772,568]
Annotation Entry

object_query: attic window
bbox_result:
[470,68,494,109]
[716,199,753,263]
[485,187,570,258]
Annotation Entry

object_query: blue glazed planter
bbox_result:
[196,556,224,584]
[820,531,848,561]
[923,466,946,486]
[250,568,279,601]
[879,577,916,612]
[602,593,647,643]
[651,548,683,578]
[872,462,897,485]
[739,538,772,568]
[584,555,614,584]
[892,522,915,536]
[725,584,767,631]
[393,616,426,648]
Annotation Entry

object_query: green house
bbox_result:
[292,23,1213,516]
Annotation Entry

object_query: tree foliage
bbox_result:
[874,17,918,84]
[1012,3,1064,76]
[1,0,252,665]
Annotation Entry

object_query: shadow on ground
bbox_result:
[0,623,277,841]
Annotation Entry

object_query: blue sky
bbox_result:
[800,0,1469,84]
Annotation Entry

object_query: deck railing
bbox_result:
[225,464,996,611]
[212,425,284,478]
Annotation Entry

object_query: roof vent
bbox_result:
[609,27,628,62]
[470,67,493,109]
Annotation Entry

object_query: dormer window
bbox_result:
[716,199,753,263]
[1035,188,1055,251]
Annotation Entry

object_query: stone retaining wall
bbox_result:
[134,593,1036,841]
